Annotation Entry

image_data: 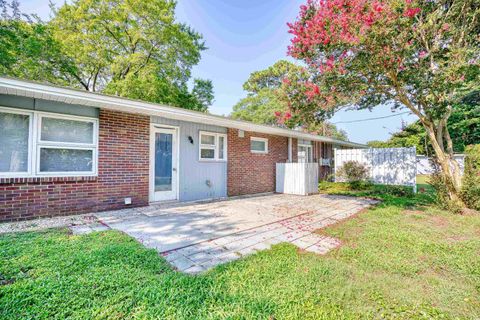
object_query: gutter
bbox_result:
[0,77,367,148]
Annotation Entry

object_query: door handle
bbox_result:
[172,168,177,172]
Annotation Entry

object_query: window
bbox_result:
[199,131,227,161]
[298,144,313,163]
[250,137,268,154]
[0,109,32,175]
[0,107,98,177]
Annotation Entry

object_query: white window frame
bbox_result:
[0,106,99,178]
[298,144,313,163]
[36,113,98,176]
[199,131,227,161]
[0,107,34,177]
[250,137,268,154]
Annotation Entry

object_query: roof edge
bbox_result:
[0,77,367,148]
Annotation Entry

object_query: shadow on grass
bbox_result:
[318,182,436,210]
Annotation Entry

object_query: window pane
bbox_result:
[41,117,94,144]
[200,134,215,145]
[0,112,29,172]
[298,146,307,163]
[39,148,93,172]
[155,132,173,192]
[218,136,225,159]
[200,148,215,159]
[251,140,266,152]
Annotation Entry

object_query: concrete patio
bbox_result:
[93,194,377,274]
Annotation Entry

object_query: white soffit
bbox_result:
[0,77,366,148]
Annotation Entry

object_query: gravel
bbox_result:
[0,214,100,234]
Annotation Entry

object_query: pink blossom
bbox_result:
[419,51,428,59]
[282,77,291,85]
[404,7,421,18]
[372,2,383,13]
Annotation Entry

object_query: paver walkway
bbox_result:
[94,194,376,274]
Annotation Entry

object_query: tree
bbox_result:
[231,60,303,124]
[286,0,480,204]
[0,0,213,112]
[231,60,347,140]
[367,122,430,154]
[191,79,214,112]
[47,0,213,111]
[0,4,76,85]
[367,91,480,155]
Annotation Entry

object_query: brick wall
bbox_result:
[0,109,150,222]
[227,128,297,196]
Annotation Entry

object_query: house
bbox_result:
[0,77,365,222]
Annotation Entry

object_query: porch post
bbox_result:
[288,137,292,162]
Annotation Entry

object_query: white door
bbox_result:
[150,126,178,202]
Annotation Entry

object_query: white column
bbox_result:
[288,137,292,162]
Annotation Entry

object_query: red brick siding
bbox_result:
[227,128,297,196]
[0,109,150,222]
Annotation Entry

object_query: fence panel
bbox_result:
[334,147,417,190]
[276,163,319,195]
[416,155,465,175]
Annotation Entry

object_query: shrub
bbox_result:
[336,161,370,189]
[375,185,415,197]
[461,145,480,211]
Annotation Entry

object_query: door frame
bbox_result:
[298,143,313,163]
[149,123,180,202]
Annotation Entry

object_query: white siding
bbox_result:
[151,116,227,202]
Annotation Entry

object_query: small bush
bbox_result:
[461,145,480,211]
[336,161,370,190]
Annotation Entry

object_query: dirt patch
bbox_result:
[403,210,425,216]
[428,215,450,229]
[461,208,480,216]
[446,235,472,243]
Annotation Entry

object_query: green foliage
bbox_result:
[367,122,430,154]
[287,0,479,199]
[336,161,370,189]
[367,92,480,154]
[231,60,303,125]
[448,92,480,153]
[2,190,479,318]
[319,182,424,204]
[231,60,347,139]
[0,0,213,111]
[461,145,480,211]
[0,19,76,86]
[231,88,284,125]
[428,165,464,214]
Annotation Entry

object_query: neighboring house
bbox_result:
[0,78,365,222]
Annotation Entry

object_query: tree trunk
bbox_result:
[423,122,464,205]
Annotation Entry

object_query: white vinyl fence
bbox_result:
[276,163,319,195]
[416,154,465,175]
[335,147,417,191]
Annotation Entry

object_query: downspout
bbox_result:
[288,137,292,162]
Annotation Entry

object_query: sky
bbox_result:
[19,0,417,144]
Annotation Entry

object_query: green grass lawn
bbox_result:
[417,174,431,186]
[1,186,479,319]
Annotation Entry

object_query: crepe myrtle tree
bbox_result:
[284,0,480,204]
